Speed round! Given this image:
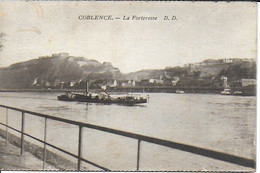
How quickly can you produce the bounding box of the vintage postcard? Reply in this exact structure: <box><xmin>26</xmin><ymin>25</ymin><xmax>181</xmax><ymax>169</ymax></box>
<box><xmin>0</xmin><ymin>1</ymin><xmax>257</xmax><ymax>172</ymax></box>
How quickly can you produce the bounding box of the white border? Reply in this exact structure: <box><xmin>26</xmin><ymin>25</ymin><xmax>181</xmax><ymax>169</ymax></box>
<box><xmin>1</xmin><ymin>2</ymin><xmax>259</xmax><ymax>173</ymax></box>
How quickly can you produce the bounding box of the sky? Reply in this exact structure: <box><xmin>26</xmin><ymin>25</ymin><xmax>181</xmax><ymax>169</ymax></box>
<box><xmin>0</xmin><ymin>1</ymin><xmax>257</xmax><ymax>73</ymax></box>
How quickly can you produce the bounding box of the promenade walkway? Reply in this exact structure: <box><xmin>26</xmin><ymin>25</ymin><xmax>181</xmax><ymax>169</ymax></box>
<box><xmin>0</xmin><ymin>136</ymin><xmax>57</xmax><ymax>170</ymax></box>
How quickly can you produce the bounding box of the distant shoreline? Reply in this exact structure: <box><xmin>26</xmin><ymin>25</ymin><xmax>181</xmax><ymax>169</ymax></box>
<box><xmin>0</xmin><ymin>86</ymin><xmax>256</xmax><ymax>96</ymax></box>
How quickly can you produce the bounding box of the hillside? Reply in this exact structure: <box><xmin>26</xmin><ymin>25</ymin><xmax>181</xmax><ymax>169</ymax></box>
<box><xmin>0</xmin><ymin>55</ymin><xmax>256</xmax><ymax>89</ymax></box>
<box><xmin>0</xmin><ymin>53</ymin><xmax>123</xmax><ymax>89</ymax></box>
<box><xmin>126</xmin><ymin>58</ymin><xmax>256</xmax><ymax>87</ymax></box>
<box><xmin>171</xmin><ymin>59</ymin><xmax>256</xmax><ymax>87</ymax></box>
<box><xmin>124</xmin><ymin>69</ymin><xmax>165</xmax><ymax>81</ymax></box>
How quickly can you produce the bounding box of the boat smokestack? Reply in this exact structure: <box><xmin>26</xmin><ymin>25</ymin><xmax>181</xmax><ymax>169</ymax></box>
<box><xmin>86</xmin><ymin>81</ymin><xmax>89</xmax><ymax>94</ymax></box>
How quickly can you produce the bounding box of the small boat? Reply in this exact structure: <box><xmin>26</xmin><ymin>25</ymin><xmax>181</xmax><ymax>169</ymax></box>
<box><xmin>176</xmin><ymin>90</ymin><xmax>184</xmax><ymax>94</ymax></box>
<box><xmin>233</xmin><ymin>91</ymin><xmax>243</xmax><ymax>95</ymax></box>
<box><xmin>220</xmin><ymin>88</ymin><xmax>231</xmax><ymax>95</ymax></box>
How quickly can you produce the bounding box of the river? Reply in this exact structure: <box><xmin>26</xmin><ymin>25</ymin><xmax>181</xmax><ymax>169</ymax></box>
<box><xmin>0</xmin><ymin>92</ymin><xmax>256</xmax><ymax>171</ymax></box>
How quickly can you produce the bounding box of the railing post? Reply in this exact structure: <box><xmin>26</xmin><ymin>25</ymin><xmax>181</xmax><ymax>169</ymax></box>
<box><xmin>137</xmin><ymin>139</ymin><xmax>141</xmax><ymax>171</ymax></box>
<box><xmin>5</xmin><ymin>108</ymin><xmax>8</xmax><ymax>145</ymax></box>
<box><xmin>20</xmin><ymin>112</ymin><xmax>25</xmax><ymax>156</ymax></box>
<box><xmin>77</xmin><ymin>126</ymin><xmax>83</xmax><ymax>171</ymax></box>
<box><xmin>43</xmin><ymin>117</ymin><xmax>47</xmax><ymax>169</ymax></box>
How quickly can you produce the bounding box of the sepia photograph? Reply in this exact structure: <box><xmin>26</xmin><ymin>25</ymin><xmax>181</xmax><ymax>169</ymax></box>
<box><xmin>0</xmin><ymin>1</ymin><xmax>257</xmax><ymax>172</ymax></box>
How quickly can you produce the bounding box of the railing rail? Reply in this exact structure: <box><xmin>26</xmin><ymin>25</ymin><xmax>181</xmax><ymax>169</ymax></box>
<box><xmin>0</xmin><ymin>104</ymin><xmax>255</xmax><ymax>170</ymax></box>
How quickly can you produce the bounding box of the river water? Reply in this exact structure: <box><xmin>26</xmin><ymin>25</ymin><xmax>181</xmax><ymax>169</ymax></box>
<box><xmin>0</xmin><ymin>92</ymin><xmax>256</xmax><ymax>171</ymax></box>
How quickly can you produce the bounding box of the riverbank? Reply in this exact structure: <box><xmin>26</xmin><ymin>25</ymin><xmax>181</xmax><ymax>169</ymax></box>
<box><xmin>0</xmin><ymin>129</ymin><xmax>80</xmax><ymax>170</ymax></box>
<box><xmin>0</xmin><ymin>86</ymin><xmax>256</xmax><ymax>96</ymax></box>
<box><xmin>0</xmin><ymin>135</ymin><xmax>57</xmax><ymax>170</ymax></box>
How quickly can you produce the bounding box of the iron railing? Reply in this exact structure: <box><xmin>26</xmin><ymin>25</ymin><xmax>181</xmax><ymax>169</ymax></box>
<box><xmin>0</xmin><ymin>104</ymin><xmax>255</xmax><ymax>170</ymax></box>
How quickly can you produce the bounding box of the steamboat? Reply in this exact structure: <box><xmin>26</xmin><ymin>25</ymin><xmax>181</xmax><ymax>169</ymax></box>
<box><xmin>57</xmin><ymin>82</ymin><xmax>148</xmax><ymax>105</ymax></box>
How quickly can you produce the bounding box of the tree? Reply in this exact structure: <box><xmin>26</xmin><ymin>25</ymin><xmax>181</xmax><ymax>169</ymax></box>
<box><xmin>0</xmin><ymin>33</ymin><xmax>6</xmax><ymax>51</ymax></box>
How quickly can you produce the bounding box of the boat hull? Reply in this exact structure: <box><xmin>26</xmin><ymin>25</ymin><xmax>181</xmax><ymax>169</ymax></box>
<box><xmin>57</xmin><ymin>94</ymin><xmax>147</xmax><ymax>105</ymax></box>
